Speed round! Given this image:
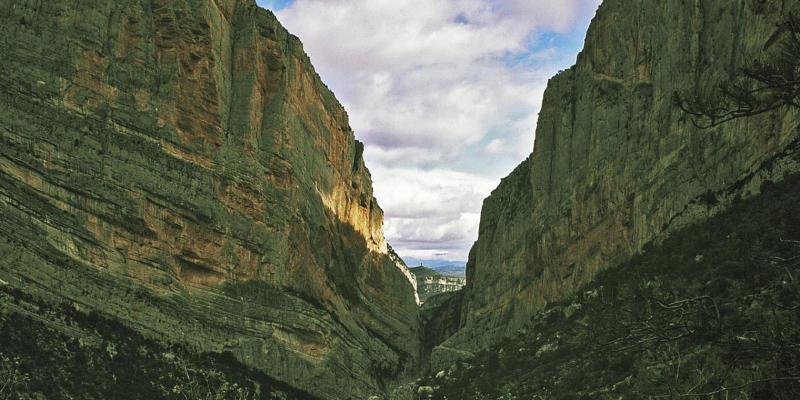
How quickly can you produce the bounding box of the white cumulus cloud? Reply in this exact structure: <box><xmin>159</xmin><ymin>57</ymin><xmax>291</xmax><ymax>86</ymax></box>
<box><xmin>265</xmin><ymin>0</ymin><xmax>601</xmax><ymax>260</ymax></box>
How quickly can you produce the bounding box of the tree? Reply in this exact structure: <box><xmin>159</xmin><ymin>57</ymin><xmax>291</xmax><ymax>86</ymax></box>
<box><xmin>0</xmin><ymin>354</ymin><xmax>30</xmax><ymax>399</ymax></box>
<box><xmin>676</xmin><ymin>13</ymin><xmax>800</xmax><ymax>128</ymax></box>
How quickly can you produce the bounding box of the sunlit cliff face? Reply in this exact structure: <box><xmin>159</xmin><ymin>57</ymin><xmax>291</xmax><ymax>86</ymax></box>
<box><xmin>0</xmin><ymin>1</ymin><xmax>420</xmax><ymax>398</ymax></box>
<box><xmin>264</xmin><ymin>0</ymin><xmax>602</xmax><ymax>261</ymax></box>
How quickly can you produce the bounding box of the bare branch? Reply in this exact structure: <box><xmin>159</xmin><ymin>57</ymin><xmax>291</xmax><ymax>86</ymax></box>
<box><xmin>676</xmin><ymin>14</ymin><xmax>800</xmax><ymax>128</ymax></box>
<box><xmin>677</xmin><ymin>377</ymin><xmax>800</xmax><ymax>397</ymax></box>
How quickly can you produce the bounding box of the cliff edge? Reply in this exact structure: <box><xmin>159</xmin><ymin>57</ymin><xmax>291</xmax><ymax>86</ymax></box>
<box><xmin>0</xmin><ymin>1</ymin><xmax>418</xmax><ymax>398</ymax></box>
<box><xmin>437</xmin><ymin>0</ymin><xmax>800</xmax><ymax>363</ymax></box>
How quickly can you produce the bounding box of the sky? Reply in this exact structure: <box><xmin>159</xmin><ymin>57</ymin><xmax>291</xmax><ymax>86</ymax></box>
<box><xmin>256</xmin><ymin>0</ymin><xmax>602</xmax><ymax>262</ymax></box>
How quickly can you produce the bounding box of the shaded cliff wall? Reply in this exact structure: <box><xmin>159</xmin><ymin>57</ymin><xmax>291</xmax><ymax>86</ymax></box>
<box><xmin>0</xmin><ymin>0</ymin><xmax>418</xmax><ymax>398</ymax></box>
<box><xmin>419</xmin><ymin>290</ymin><xmax>463</xmax><ymax>374</ymax></box>
<box><xmin>389</xmin><ymin>244</ymin><xmax>420</xmax><ymax>305</ymax></box>
<box><xmin>440</xmin><ymin>0</ymin><xmax>800</xmax><ymax>357</ymax></box>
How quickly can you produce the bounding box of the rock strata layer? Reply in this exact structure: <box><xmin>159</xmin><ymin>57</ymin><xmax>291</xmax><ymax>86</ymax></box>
<box><xmin>0</xmin><ymin>1</ymin><xmax>418</xmax><ymax>398</ymax></box>
<box><xmin>409</xmin><ymin>266</ymin><xmax>465</xmax><ymax>303</ymax></box>
<box><xmin>439</xmin><ymin>0</ymin><xmax>800</xmax><ymax>361</ymax></box>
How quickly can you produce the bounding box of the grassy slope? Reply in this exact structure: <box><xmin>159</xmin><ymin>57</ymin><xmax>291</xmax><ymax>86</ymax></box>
<box><xmin>423</xmin><ymin>173</ymin><xmax>800</xmax><ymax>399</ymax></box>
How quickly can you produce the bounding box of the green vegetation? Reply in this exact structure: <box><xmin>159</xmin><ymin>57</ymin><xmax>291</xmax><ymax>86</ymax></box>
<box><xmin>422</xmin><ymin>173</ymin><xmax>800</xmax><ymax>399</ymax></box>
<box><xmin>0</xmin><ymin>285</ymin><xmax>318</xmax><ymax>400</ymax></box>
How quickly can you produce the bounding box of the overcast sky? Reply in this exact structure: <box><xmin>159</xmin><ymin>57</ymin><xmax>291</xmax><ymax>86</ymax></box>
<box><xmin>255</xmin><ymin>0</ymin><xmax>601</xmax><ymax>261</ymax></box>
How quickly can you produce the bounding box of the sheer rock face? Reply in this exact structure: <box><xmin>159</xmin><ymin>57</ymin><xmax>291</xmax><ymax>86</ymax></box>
<box><xmin>439</xmin><ymin>0</ymin><xmax>800</xmax><ymax>357</ymax></box>
<box><xmin>389</xmin><ymin>245</ymin><xmax>420</xmax><ymax>305</ymax></box>
<box><xmin>0</xmin><ymin>1</ymin><xmax>418</xmax><ymax>398</ymax></box>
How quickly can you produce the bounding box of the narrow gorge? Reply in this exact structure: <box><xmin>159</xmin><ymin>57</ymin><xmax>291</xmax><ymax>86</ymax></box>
<box><xmin>1</xmin><ymin>0</ymin><xmax>799</xmax><ymax>399</ymax></box>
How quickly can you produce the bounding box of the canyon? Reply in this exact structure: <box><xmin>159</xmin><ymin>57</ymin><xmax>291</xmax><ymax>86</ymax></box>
<box><xmin>1</xmin><ymin>0</ymin><xmax>799</xmax><ymax>399</ymax></box>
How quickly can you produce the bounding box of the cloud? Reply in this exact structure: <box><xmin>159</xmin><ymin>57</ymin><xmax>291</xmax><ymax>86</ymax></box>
<box><xmin>370</xmin><ymin>167</ymin><xmax>494</xmax><ymax>260</ymax></box>
<box><xmin>266</xmin><ymin>0</ymin><xmax>601</xmax><ymax>261</ymax></box>
<box><xmin>275</xmin><ymin>0</ymin><xmax>590</xmax><ymax>157</ymax></box>
<box><xmin>484</xmin><ymin>139</ymin><xmax>506</xmax><ymax>155</ymax></box>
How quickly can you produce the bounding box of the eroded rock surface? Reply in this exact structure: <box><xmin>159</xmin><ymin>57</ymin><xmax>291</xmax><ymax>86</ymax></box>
<box><xmin>0</xmin><ymin>1</ymin><xmax>418</xmax><ymax>398</ymax></box>
<box><xmin>440</xmin><ymin>0</ymin><xmax>800</xmax><ymax>359</ymax></box>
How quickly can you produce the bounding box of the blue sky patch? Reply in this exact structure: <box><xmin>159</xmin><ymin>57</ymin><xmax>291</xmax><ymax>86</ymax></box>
<box><xmin>256</xmin><ymin>0</ymin><xmax>294</xmax><ymax>11</ymax></box>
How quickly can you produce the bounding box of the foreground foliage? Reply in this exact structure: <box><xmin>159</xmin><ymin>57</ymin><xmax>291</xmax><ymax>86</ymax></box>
<box><xmin>423</xmin><ymin>173</ymin><xmax>800</xmax><ymax>399</ymax></box>
<box><xmin>677</xmin><ymin>13</ymin><xmax>800</xmax><ymax>128</ymax></box>
<box><xmin>0</xmin><ymin>287</ymin><xmax>317</xmax><ymax>400</ymax></box>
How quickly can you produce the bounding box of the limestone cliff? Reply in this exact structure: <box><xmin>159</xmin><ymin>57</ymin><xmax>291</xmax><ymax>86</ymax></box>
<box><xmin>0</xmin><ymin>1</ymin><xmax>418</xmax><ymax>398</ymax></box>
<box><xmin>409</xmin><ymin>266</ymin><xmax>465</xmax><ymax>303</ymax></box>
<box><xmin>389</xmin><ymin>244</ymin><xmax>420</xmax><ymax>305</ymax></box>
<box><xmin>439</xmin><ymin>0</ymin><xmax>800</xmax><ymax>359</ymax></box>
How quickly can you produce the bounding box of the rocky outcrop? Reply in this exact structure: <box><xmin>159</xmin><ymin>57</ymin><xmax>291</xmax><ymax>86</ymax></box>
<box><xmin>410</xmin><ymin>266</ymin><xmax>465</xmax><ymax>303</ymax></box>
<box><xmin>440</xmin><ymin>0</ymin><xmax>800</xmax><ymax>358</ymax></box>
<box><xmin>0</xmin><ymin>1</ymin><xmax>418</xmax><ymax>398</ymax></box>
